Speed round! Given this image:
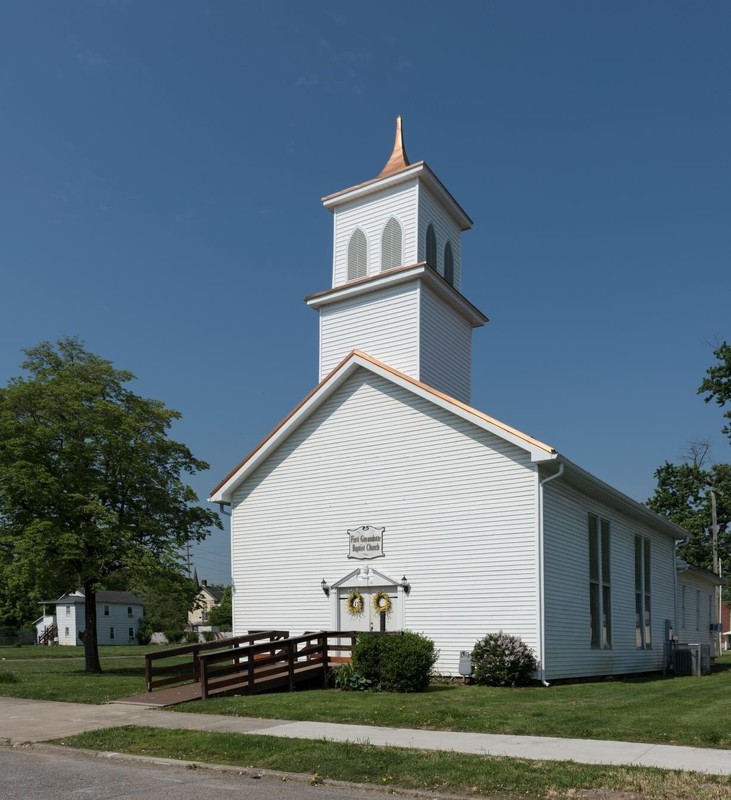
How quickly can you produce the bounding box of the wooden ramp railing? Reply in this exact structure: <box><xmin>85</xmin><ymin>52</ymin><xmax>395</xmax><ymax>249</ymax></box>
<box><xmin>144</xmin><ymin>631</ymin><xmax>289</xmax><ymax>693</ymax></box>
<box><xmin>143</xmin><ymin>630</ymin><xmax>355</xmax><ymax>701</ymax></box>
<box><xmin>199</xmin><ymin>631</ymin><xmax>355</xmax><ymax>699</ymax></box>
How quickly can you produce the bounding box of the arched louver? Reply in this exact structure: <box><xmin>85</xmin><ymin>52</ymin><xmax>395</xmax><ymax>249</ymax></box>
<box><xmin>381</xmin><ymin>217</ymin><xmax>402</xmax><ymax>271</ymax></box>
<box><xmin>426</xmin><ymin>224</ymin><xmax>437</xmax><ymax>270</ymax></box>
<box><xmin>443</xmin><ymin>241</ymin><xmax>454</xmax><ymax>285</ymax></box>
<box><xmin>347</xmin><ymin>228</ymin><xmax>368</xmax><ymax>281</ymax></box>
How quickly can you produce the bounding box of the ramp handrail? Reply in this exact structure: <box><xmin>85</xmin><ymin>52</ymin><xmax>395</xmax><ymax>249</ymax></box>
<box><xmin>199</xmin><ymin>630</ymin><xmax>356</xmax><ymax>699</ymax></box>
<box><xmin>144</xmin><ymin>630</ymin><xmax>289</xmax><ymax>692</ymax></box>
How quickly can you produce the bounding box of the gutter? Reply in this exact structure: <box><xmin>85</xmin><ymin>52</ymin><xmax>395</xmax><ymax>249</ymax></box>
<box><xmin>537</xmin><ymin>463</ymin><xmax>565</xmax><ymax>686</ymax></box>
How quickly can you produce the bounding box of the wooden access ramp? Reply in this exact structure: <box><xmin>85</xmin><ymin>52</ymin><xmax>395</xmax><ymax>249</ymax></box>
<box><xmin>119</xmin><ymin>631</ymin><xmax>355</xmax><ymax>706</ymax></box>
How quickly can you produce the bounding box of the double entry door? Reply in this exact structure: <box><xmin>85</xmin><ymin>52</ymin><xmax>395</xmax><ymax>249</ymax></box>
<box><xmin>338</xmin><ymin>585</ymin><xmax>399</xmax><ymax>632</ymax></box>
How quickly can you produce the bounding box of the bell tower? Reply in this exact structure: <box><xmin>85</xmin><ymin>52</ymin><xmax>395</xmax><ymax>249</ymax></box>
<box><xmin>305</xmin><ymin>118</ymin><xmax>487</xmax><ymax>405</ymax></box>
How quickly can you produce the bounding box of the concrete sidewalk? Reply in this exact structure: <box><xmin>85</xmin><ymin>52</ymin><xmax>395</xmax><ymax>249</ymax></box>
<box><xmin>1</xmin><ymin>696</ymin><xmax>729</xmax><ymax>776</ymax></box>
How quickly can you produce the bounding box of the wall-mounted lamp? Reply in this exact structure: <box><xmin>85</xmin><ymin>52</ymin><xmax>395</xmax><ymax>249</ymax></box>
<box><xmin>321</xmin><ymin>579</ymin><xmax>330</xmax><ymax>597</ymax></box>
<box><xmin>400</xmin><ymin>576</ymin><xmax>411</xmax><ymax>595</ymax></box>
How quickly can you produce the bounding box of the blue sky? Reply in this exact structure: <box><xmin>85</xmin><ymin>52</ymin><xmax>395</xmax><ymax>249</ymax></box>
<box><xmin>1</xmin><ymin>2</ymin><xmax>729</xmax><ymax>586</ymax></box>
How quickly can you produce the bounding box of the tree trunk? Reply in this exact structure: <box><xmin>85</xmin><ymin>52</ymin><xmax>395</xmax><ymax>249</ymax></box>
<box><xmin>83</xmin><ymin>582</ymin><xmax>102</xmax><ymax>674</ymax></box>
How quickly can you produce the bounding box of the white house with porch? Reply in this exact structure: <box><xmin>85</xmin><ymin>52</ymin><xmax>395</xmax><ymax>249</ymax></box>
<box><xmin>36</xmin><ymin>589</ymin><xmax>144</xmax><ymax>646</ymax></box>
<box><xmin>211</xmin><ymin>119</ymin><xmax>718</xmax><ymax>680</ymax></box>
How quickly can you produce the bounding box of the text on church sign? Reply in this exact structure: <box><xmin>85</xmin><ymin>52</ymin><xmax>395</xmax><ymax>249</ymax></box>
<box><xmin>347</xmin><ymin>526</ymin><xmax>385</xmax><ymax>560</ymax></box>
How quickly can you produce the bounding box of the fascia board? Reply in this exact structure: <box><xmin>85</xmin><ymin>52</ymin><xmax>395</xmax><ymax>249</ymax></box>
<box><xmin>359</xmin><ymin>356</ymin><xmax>556</xmax><ymax>462</ymax></box>
<box><xmin>209</xmin><ymin>358</ymin><xmax>361</xmax><ymax>503</ymax></box>
<box><xmin>210</xmin><ymin>350</ymin><xmax>555</xmax><ymax>503</ymax></box>
<box><xmin>559</xmin><ymin>457</ymin><xmax>691</xmax><ymax>541</ymax></box>
<box><xmin>322</xmin><ymin>164</ymin><xmax>425</xmax><ymax>209</ymax></box>
<box><xmin>306</xmin><ymin>264</ymin><xmax>488</xmax><ymax>328</ymax></box>
<box><xmin>322</xmin><ymin>163</ymin><xmax>472</xmax><ymax>231</ymax></box>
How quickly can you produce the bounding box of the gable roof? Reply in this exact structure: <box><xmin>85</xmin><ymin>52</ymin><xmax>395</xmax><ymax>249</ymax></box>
<box><xmin>209</xmin><ymin>350</ymin><xmax>557</xmax><ymax>504</ymax></box>
<box><xmin>52</xmin><ymin>589</ymin><xmax>144</xmax><ymax>606</ymax></box>
<box><xmin>210</xmin><ymin>350</ymin><xmax>692</xmax><ymax>543</ymax></box>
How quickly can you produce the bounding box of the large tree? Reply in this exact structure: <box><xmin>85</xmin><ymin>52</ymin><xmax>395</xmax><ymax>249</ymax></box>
<box><xmin>648</xmin><ymin>342</ymin><xmax>731</xmax><ymax>587</ymax></box>
<box><xmin>0</xmin><ymin>338</ymin><xmax>221</xmax><ymax>672</ymax></box>
<box><xmin>699</xmin><ymin>341</ymin><xmax>731</xmax><ymax>442</ymax></box>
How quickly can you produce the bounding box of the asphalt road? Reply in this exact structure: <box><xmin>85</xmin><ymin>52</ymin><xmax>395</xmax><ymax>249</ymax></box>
<box><xmin>0</xmin><ymin>746</ymin><xmax>410</xmax><ymax>800</ymax></box>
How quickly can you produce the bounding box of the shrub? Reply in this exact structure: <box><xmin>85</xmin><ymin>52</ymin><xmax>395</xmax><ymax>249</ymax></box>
<box><xmin>201</xmin><ymin>631</ymin><xmax>216</xmax><ymax>642</ymax></box>
<box><xmin>352</xmin><ymin>631</ymin><xmax>438</xmax><ymax>692</ymax></box>
<box><xmin>183</xmin><ymin>631</ymin><xmax>199</xmax><ymax>644</ymax></box>
<box><xmin>332</xmin><ymin>663</ymin><xmax>373</xmax><ymax>691</ymax></box>
<box><xmin>471</xmin><ymin>631</ymin><xmax>539</xmax><ymax>687</ymax></box>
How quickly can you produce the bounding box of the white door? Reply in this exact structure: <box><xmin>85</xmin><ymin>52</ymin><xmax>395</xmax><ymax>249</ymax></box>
<box><xmin>338</xmin><ymin>585</ymin><xmax>399</xmax><ymax>632</ymax></box>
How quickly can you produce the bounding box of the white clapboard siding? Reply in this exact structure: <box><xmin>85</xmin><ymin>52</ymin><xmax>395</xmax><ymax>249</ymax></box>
<box><xmin>542</xmin><ymin>480</ymin><xmax>676</xmax><ymax>679</ymax></box>
<box><xmin>319</xmin><ymin>281</ymin><xmax>420</xmax><ymax>380</ymax></box>
<box><xmin>332</xmin><ymin>181</ymin><xmax>418</xmax><ymax>286</ymax></box>
<box><xmin>230</xmin><ymin>369</ymin><xmax>539</xmax><ymax>674</ymax></box>
<box><xmin>417</xmin><ymin>184</ymin><xmax>462</xmax><ymax>291</ymax></box>
<box><xmin>676</xmin><ymin>571</ymin><xmax>717</xmax><ymax>649</ymax></box>
<box><xmin>419</xmin><ymin>283</ymin><xmax>472</xmax><ymax>403</ymax></box>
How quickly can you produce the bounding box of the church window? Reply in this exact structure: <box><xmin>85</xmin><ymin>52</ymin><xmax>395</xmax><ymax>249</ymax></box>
<box><xmin>589</xmin><ymin>513</ymin><xmax>611</xmax><ymax>649</ymax></box>
<box><xmin>634</xmin><ymin>536</ymin><xmax>651</xmax><ymax>649</ymax></box>
<box><xmin>444</xmin><ymin>241</ymin><xmax>454</xmax><ymax>285</ymax></box>
<box><xmin>425</xmin><ymin>223</ymin><xmax>437</xmax><ymax>269</ymax></box>
<box><xmin>347</xmin><ymin>228</ymin><xmax>368</xmax><ymax>281</ymax></box>
<box><xmin>381</xmin><ymin>217</ymin><xmax>402</xmax><ymax>271</ymax></box>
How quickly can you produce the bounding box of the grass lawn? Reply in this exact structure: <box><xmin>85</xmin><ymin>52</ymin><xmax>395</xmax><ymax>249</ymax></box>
<box><xmin>181</xmin><ymin>653</ymin><xmax>731</xmax><ymax>750</ymax></box>
<box><xmin>2</xmin><ymin>645</ymin><xmax>730</xmax><ymax>750</ymax></box>
<box><xmin>0</xmin><ymin>644</ymin><xmax>174</xmax><ymax>704</ymax></box>
<box><xmin>57</xmin><ymin>726</ymin><xmax>731</xmax><ymax>800</ymax></box>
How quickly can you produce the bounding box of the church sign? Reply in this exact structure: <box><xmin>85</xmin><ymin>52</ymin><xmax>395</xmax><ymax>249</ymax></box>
<box><xmin>347</xmin><ymin>526</ymin><xmax>385</xmax><ymax>560</ymax></box>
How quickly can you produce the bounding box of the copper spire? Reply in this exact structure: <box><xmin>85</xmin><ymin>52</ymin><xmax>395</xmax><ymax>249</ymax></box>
<box><xmin>377</xmin><ymin>116</ymin><xmax>410</xmax><ymax>178</ymax></box>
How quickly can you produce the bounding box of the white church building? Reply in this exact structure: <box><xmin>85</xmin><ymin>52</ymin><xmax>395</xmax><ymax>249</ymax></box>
<box><xmin>211</xmin><ymin>120</ymin><xmax>718</xmax><ymax>681</ymax></box>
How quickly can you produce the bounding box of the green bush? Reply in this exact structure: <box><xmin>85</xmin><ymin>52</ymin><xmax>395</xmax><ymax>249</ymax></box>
<box><xmin>183</xmin><ymin>631</ymin><xmax>199</xmax><ymax>644</ymax></box>
<box><xmin>201</xmin><ymin>631</ymin><xmax>216</xmax><ymax>642</ymax></box>
<box><xmin>470</xmin><ymin>631</ymin><xmax>538</xmax><ymax>687</ymax></box>
<box><xmin>352</xmin><ymin>631</ymin><xmax>438</xmax><ymax>692</ymax></box>
<box><xmin>332</xmin><ymin>663</ymin><xmax>373</xmax><ymax>691</ymax></box>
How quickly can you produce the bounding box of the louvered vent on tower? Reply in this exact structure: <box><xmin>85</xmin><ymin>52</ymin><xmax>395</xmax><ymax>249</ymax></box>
<box><xmin>381</xmin><ymin>217</ymin><xmax>402</xmax><ymax>271</ymax></box>
<box><xmin>347</xmin><ymin>228</ymin><xmax>368</xmax><ymax>280</ymax></box>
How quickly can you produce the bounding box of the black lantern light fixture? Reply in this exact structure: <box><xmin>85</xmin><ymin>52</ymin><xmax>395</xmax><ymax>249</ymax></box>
<box><xmin>321</xmin><ymin>579</ymin><xmax>330</xmax><ymax>597</ymax></box>
<box><xmin>400</xmin><ymin>576</ymin><xmax>411</xmax><ymax>595</ymax></box>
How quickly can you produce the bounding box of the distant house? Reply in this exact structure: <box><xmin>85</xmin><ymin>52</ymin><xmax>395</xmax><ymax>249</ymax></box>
<box><xmin>188</xmin><ymin>580</ymin><xmax>225</xmax><ymax>628</ymax></box>
<box><xmin>675</xmin><ymin>562</ymin><xmax>724</xmax><ymax>651</ymax></box>
<box><xmin>36</xmin><ymin>589</ymin><xmax>144</xmax><ymax>646</ymax></box>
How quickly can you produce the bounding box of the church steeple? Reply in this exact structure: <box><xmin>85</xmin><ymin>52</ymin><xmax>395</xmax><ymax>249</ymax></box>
<box><xmin>307</xmin><ymin>119</ymin><xmax>487</xmax><ymax>404</ymax></box>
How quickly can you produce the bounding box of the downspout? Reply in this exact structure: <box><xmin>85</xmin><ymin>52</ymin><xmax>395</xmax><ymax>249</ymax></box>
<box><xmin>538</xmin><ymin>462</ymin><xmax>564</xmax><ymax>687</ymax></box>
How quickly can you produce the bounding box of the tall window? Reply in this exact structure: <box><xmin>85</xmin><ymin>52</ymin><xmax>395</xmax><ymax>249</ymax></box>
<box><xmin>696</xmin><ymin>589</ymin><xmax>701</xmax><ymax>630</ymax></box>
<box><xmin>104</xmin><ymin>605</ymin><xmax>110</xmax><ymax>616</ymax></box>
<box><xmin>381</xmin><ymin>217</ymin><xmax>402</xmax><ymax>271</ymax></box>
<box><xmin>347</xmin><ymin>228</ymin><xmax>367</xmax><ymax>281</ymax></box>
<box><xmin>109</xmin><ymin>627</ymin><xmax>115</xmax><ymax>640</ymax></box>
<box><xmin>635</xmin><ymin>536</ymin><xmax>651</xmax><ymax>649</ymax></box>
<box><xmin>589</xmin><ymin>513</ymin><xmax>611</xmax><ymax>649</ymax></box>
<box><xmin>681</xmin><ymin>586</ymin><xmax>686</xmax><ymax>629</ymax></box>
<box><xmin>443</xmin><ymin>241</ymin><xmax>454</xmax><ymax>285</ymax></box>
<box><xmin>127</xmin><ymin>606</ymin><xmax>133</xmax><ymax>618</ymax></box>
<box><xmin>425</xmin><ymin>223</ymin><xmax>437</xmax><ymax>269</ymax></box>
<box><xmin>128</xmin><ymin>627</ymin><xmax>134</xmax><ymax>640</ymax></box>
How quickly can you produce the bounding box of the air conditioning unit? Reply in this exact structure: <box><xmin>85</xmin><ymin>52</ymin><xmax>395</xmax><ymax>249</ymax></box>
<box><xmin>673</xmin><ymin>645</ymin><xmax>694</xmax><ymax>676</ymax></box>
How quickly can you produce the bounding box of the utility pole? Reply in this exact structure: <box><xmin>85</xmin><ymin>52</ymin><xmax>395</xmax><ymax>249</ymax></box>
<box><xmin>709</xmin><ymin>486</ymin><xmax>721</xmax><ymax>656</ymax></box>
